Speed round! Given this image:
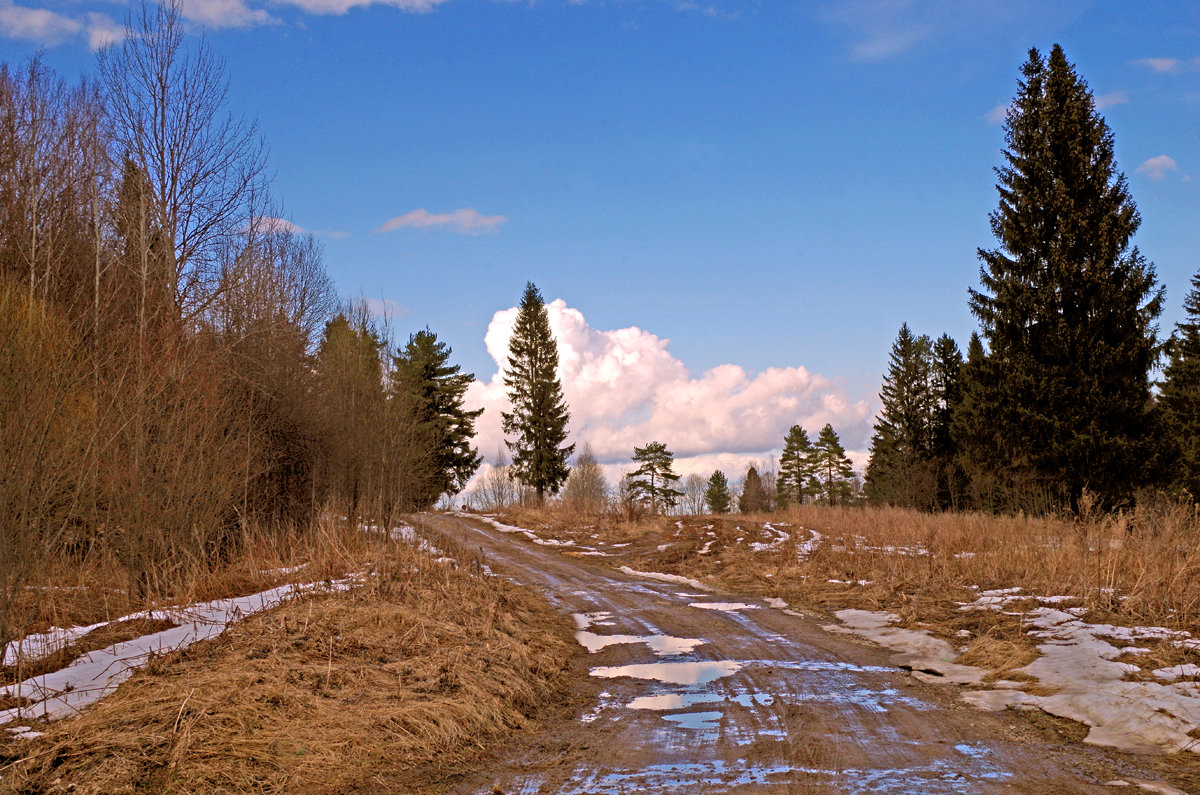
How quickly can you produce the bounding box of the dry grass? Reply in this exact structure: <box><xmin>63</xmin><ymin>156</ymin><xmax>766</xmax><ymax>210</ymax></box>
<box><xmin>0</xmin><ymin>520</ymin><xmax>581</xmax><ymax>794</ymax></box>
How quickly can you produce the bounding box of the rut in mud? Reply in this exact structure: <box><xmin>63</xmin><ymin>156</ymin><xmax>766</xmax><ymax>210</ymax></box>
<box><xmin>420</xmin><ymin>514</ymin><xmax>1187</xmax><ymax>795</ymax></box>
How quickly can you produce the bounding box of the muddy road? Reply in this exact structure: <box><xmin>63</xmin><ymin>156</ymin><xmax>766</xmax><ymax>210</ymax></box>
<box><xmin>421</xmin><ymin>514</ymin><xmax>1175</xmax><ymax>794</ymax></box>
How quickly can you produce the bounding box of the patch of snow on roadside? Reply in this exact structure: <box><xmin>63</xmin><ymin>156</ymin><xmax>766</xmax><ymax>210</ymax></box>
<box><xmin>763</xmin><ymin>597</ymin><xmax>787</xmax><ymax>609</ymax></box>
<box><xmin>961</xmin><ymin>607</ymin><xmax>1200</xmax><ymax>755</ymax></box>
<box><xmin>749</xmin><ymin>523</ymin><xmax>790</xmax><ymax>553</ymax></box>
<box><xmin>0</xmin><ymin>578</ymin><xmax>359</xmax><ymax>726</ymax></box>
<box><xmin>616</xmin><ymin>566</ymin><xmax>712</xmax><ymax>592</ymax></box>
<box><xmin>688</xmin><ymin>602</ymin><xmax>759</xmax><ymax>613</ymax></box>
<box><xmin>824</xmin><ymin>609</ymin><xmax>986</xmax><ymax>686</ymax></box>
<box><xmin>795</xmin><ymin>528</ymin><xmax>823</xmax><ymax>560</ymax></box>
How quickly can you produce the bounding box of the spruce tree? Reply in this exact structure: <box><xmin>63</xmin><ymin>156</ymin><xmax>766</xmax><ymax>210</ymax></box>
<box><xmin>737</xmin><ymin>465</ymin><xmax>768</xmax><ymax>513</ymax></box>
<box><xmin>812</xmin><ymin>424</ymin><xmax>854</xmax><ymax>506</ymax></box>
<box><xmin>629</xmin><ymin>441</ymin><xmax>682</xmax><ymax>514</ymax></box>
<box><xmin>704</xmin><ymin>470</ymin><xmax>732</xmax><ymax>514</ymax></box>
<box><xmin>969</xmin><ymin>45</ymin><xmax>1163</xmax><ymax>508</ymax></box>
<box><xmin>501</xmin><ymin>282</ymin><xmax>574</xmax><ymax>503</ymax></box>
<box><xmin>930</xmin><ymin>334</ymin><xmax>964</xmax><ymax>508</ymax></box>
<box><xmin>391</xmin><ymin>328</ymin><xmax>483</xmax><ymax>506</ymax></box>
<box><xmin>777</xmin><ymin>425</ymin><xmax>817</xmax><ymax>508</ymax></box>
<box><xmin>1160</xmin><ymin>270</ymin><xmax>1200</xmax><ymax>497</ymax></box>
<box><xmin>865</xmin><ymin>324</ymin><xmax>935</xmax><ymax>508</ymax></box>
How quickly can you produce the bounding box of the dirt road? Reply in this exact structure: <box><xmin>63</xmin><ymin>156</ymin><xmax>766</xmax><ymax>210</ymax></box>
<box><xmin>421</xmin><ymin>514</ymin><xmax>1177</xmax><ymax>794</ymax></box>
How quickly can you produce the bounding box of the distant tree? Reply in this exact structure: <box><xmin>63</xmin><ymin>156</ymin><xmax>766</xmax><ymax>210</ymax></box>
<box><xmin>704</xmin><ymin>470</ymin><xmax>732</xmax><ymax>514</ymax></box>
<box><xmin>616</xmin><ymin>472</ymin><xmax>641</xmax><ymax>518</ymax></box>
<box><xmin>562</xmin><ymin>443</ymin><xmax>608</xmax><ymax>513</ymax></box>
<box><xmin>737</xmin><ymin>465</ymin><xmax>769</xmax><ymax>513</ymax></box>
<box><xmin>501</xmin><ymin>282</ymin><xmax>574</xmax><ymax>504</ymax></box>
<box><xmin>968</xmin><ymin>44</ymin><xmax>1163</xmax><ymax>509</ymax></box>
<box><xmin>930</xmin><ymin>334</ymin><xmax>965</xmax><ymax>508</ymax></box>
<box><xmin>777</xmin><ymin>425</ymin><xmax>818</xmax><ymax>508</ymax></box>
<box><xmin>682</xmin><ymin>473</ymin><xmax>707</xmax><ymax>514</ymax></box>
<box><xmin>952</xmin><ymin>332</ymin><xmax>1003</xmax><ymax>511</ymax></box>
<box><xmin>865</xmin><ymin>324</ymin><xmax>935</xmax><ymax>509</ymax></box>
<box><xmin>629</xmin><ymin>441</ymin><xmax>682</xmax><ymax>514</ymax></box>
<box><xmin>474</xmin><ymin>447</ymin><xmax>519</xmax><ymax>511</ymax></box>
<box><xmin>1160</xmin><ymin>270</ymin><xmax>1200</xmax><ymax>498</ymax></box>
<box><xmin>812</xmin><ymin>424</ymin><xmax>855</xmax><ymax>506</ymax></box>
<box><xmin>391</xmin><ymin>328</ymin><xmax>483</xmax><ymax>507</ymax></box>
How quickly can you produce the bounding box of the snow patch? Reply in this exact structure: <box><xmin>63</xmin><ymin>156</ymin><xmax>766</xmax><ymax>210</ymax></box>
<box><xmin>616</xmin><ymin>566</ymin><xmax>712</xmax><ymax>592</ymax></box>
<box><xmin>825</xmin><ymin>609</ymin><xmax>986</xmax><ymax>686</ymax></box>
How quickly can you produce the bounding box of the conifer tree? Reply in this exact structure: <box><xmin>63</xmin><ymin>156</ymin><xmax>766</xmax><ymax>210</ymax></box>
<box><xmin>501</xmin><ymin>282</ymin><xmax>574</xmax><ymax>503</ymax></box>
<box><xmin>777</xmin><ymin>425</ymin><xmax>817</xmax><ymax>508</ymax></box>
<box><xmin>629</xmin><ymin>441</ymin><xmax>682</xmax><ymax>514</ymax></box>
<box><xmin>865</xmin><ymin>324</ymin><xmax>935</xmax><ymax>508</ymax></box>
<box><xmin>391</xmin><ymin>328</ymin><xmax>483</xmax><ymax>506</ymax></box>
<box><xmin>737</xmin><ymin>465</ymin><xmax>768</xmax><ymax>513</ymax></box>
<box><xmin>812</xmin><ymin>424</ymin><xmax>854</xmax><ymax>506</ymax></box>
<box><xmin>1160</xmin><ymin>270</ymin><xmax>1200</xmax><ymax>497</ymax></box>
<box><xmin>930</xmin><ymin>334</ymin><xmax>965</xmax><ymax>508</ymax></box>
<box><xmin>704</xmin><ymin>470</ymin><xmax>732</xmax><ymax>514</ymax></box>
<box><xmin>969</xmin><ymin>45</ymin><xmax>1163</xmax><ymax>508</ymax></box>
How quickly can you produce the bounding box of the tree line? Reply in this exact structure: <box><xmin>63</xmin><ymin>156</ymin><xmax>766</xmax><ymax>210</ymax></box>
<box><xmin>866</xmin><ymin>45</ymin><xmax>1196</xmax><ymax>513</ymax></box>
<box><xmin>0</xmin><ymin>1</ymin><xmax>480</xmax><ymax>641</ymax></box>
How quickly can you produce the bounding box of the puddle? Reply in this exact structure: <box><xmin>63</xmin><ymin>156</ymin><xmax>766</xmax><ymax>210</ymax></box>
<box><xmin>575</xmin><ymin>630</ymin><xmax>704</xmax><ymax>656</ymax></box>
<box><xmin>590</xmin><ymin>660</ymin><xmax>742</xmax><ymax>685</ymax></box>
<box><xmin>628</xmin><ymin>691</ymin><xmax>774</xmax><ymax>711</ymax></box>
<box><xmin>688</xmin><ymin>602</ymin><xmax>759</xmax><ymax>612</ymax></box>
<box><xmin>660</xmin><ymin>710</ymin><xmax>721</xmax><ymax>729</ymax></box>
<box><xmin>572</xmin><ymin>612</ymin><xmax>616</xmax><ymax>630</ymax></box>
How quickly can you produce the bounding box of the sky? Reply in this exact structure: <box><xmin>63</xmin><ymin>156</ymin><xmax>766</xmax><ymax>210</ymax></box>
<box><xmin>2</xmin><ymin>0</ymin><xmax>1198</xmax><ymax>483</ymax></box>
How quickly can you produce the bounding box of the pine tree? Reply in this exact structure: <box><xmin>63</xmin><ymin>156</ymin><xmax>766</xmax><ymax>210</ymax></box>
<box><xmin>629</xmin><ymin>441</ymin><xmax>682</xmax><ymax>514</ymax></box>
<box><xmin>930</xmin><ymin>334</ymin><xmax>965</xmax><ymax>509</ymax></box>
<box><xmin>865</xmin><ymin>324</ymin><xmax>935</xmax><ymax>508</ymax></box>
<box><xmin>391</xmin><ymin>328</ymin><xmax>483</xmax><ymax>507</ymax></box>
<box><xmin>737</xmin><ymin>465</ymin><xmax>768</xmax><ymax>513</ymax></box>
<box><xmin>812</xmin><ymin>424</ymin><xmax>854</xmax><ymax>506</ymax></box>
<box><xmin>704</xmin><ymin>470</ymin><xmax>732</xmax><ymax>514</ymax></box>
<box><xmin>777</xmin><ymin>425</ymin><xmax>817</xmax><ymax>508</ymax></box>
<box><xmin>501</xmin><ymin>282</ymin><xmax>574</xmax><ymax>503</ymax></box>
<box><xmin>968</xmin><ymin>45</ymin><xmax>1163</xmax><ymax>508</ymax></box>
<box><xmin>1160</xmin><ymin>270</ymin><xmax>1200</xmax><ymax>497</ymax></box>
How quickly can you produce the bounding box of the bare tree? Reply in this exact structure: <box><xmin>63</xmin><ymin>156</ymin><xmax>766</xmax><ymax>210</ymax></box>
<box><xmin>562</xmin><ymin>443</ymin><xmax>608</xmax><ymax>514</ymax></box>
<box><xmin>98</xmin><ymin>0</ymin><xmax>266</xmax><ymax>323</ymax></box>
<box><xmin>682</xmin><ymin>473</ymin><xmax>706</xmax><ymax>515</ymax></box>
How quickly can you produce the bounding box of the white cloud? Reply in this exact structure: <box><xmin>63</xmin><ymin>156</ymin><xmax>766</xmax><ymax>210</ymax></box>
<box><xmin>179</xmin><ymin>0</ymin><xmax>276</xmax><ymax>28</ymax></box>
<box><xmin>1136</xmin><ymin>57</ymin><xmax>1183</xmax><ymax>74</ymax></box>
<box><xmin>464</xmin><ymin>298</ymin><xmax>876</xmax><ymax>490</ymax></box>
<box><xmin>374</xmin><ymin>207</ymin><xmax>507</xmax><ymax>235</ymax></box>
<box><xmin>85</xmin><ymin>13</ymin><xmax>123</xmax><ymax>50</ymax></box>
<box><xmin>274</xmin><ymin>0</ymin><xmax>449</xmax><ymax>15</ymax></box>
<box><xmin>985</xmin><ymin>103</ymin><xmax>1009</xmax><ymax>125</ymax></box>
<box><xmin>1136</xmin><ymin>154</ymin><xmax>1178</xmax><ymax>180</ymax></box>
<box><xmin>0</xmin><ymin>0</ymin><xmax>81</xmax><ymax>45</ymax></box>
<box><xmin>1094</xmin><ymin>91</ymin><xmax>1128</xmax><ymax>110</ymax></box>
<box><xmin>251</xmin><ymin>216</ymin><xmax>307</xmax><ymax>234</ymax></box>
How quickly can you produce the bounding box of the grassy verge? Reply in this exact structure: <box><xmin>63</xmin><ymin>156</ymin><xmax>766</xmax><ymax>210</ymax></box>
<box><xmin>0</xmin><ymin>521</ymin><xmax>582</xmax><ymax>794</ymax></box>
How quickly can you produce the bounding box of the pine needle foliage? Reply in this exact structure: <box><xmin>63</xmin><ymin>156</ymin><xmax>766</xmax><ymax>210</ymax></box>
<box><xmin>737</xmin><ymin>465</ymin><xmax>768</xmax><ymax>514</ymax></box>
<box><xmin>812</xmin><ymin>424</ymin><xmax>854</xmax><ymax>506</ymax></box>
<box><xmin>1160</xmin><ymin>270</ymin><xmax>1200</xmax><ymax>498</ymax></box>
<box><xmin>777</xmin><ymin>425</ymin><xmax>818</xmax><ymax>508</ymax></box>
<box><xmin>629</xmin><ymin>441</ymin><xmax>682</xmax><ymax>514</ymax></box>
<box><xmin>501</xmin><ymin>282</ymin><xmax>574</xmax><ymax>503</ymax></box>
<box><xmin>968</xmin><ymin>45</ymin><xmax>1163</xmax><ymax>508</ymax></box>
<box><xmin>704</xmin><ymin>470</ymin><xmax>732</xmax><ymax>514</ymax></box>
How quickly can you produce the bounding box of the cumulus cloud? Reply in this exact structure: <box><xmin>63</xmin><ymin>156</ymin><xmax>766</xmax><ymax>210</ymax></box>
<box><xmin>1136</xmin><ymin>154</ymin><xmax>1178</xmax><ymax>180</ymax></box>
<box><xmin>0</xmin><ymin>0</ymin><xmax>81</xmax><ymax>44</ymax></box>
<box><xmin>464</xmin><ymin>299</ymin><xmax>876</xmax><ymax>489</ymax></box>
<box><xmin>178</xmin><ymin>0</ymin><xmax>276</xmax><ymax>28</ymax></box>
<box><xmin>374</xmin><ymin>207</ymin><xmax>507</xmax><ymax>235</ymax></box>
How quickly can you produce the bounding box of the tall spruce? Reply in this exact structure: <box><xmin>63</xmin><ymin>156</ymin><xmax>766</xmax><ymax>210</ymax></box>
<box><xmin>737</xmin><ymin>465</ymin><xmax>768</xmax><ymax>513</ymax></box>
<box><xmin>865</xmin><ymin>324</ymin><xmax>935</xmax><ymax>509</ymax></box>
<box><xmin>930</xmin><ymin>334</ymin><xmax>965</xmax><ymax>509</ymax></box>
<box><xmin>629</xmin><ymin>441</ymin><xmax>682</xmax><ymax>514</ymax></box>
<box><xmin>1160</xmin><ymin>270</ymin><xmax>1200</xmax><ymax>497</ymax></box>
<box><xmin>391</xmin><ymin>328</ymin><xmax>483</xmax><ymax>507</ymax></box>
<box><xmin>501</xmin><ymin>282</ymin><xmax>574</xmax><ymax>503</ymax></box>
<box><xmin>777</xmin><ymin>425</ymin><xmax>817</xmax><ymax>508</ymax></box>
<box><xmin>968</xmin><ymin>45</ymin><xmax>1162</xmax><ymax>508</ymax></box>
<box><xmin>813</xmin><ymin>424</ymin><xmax>854</xmax><ymax>506</ymax></box>
<box><xmin>704</xmin><ymin>470</ymin><xmax>732</xmax><ymax>514</ymax></box>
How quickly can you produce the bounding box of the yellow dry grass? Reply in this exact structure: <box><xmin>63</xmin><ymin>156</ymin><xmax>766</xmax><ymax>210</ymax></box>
<box><xmin>0</xmin><ymin>522</ymin><xmax>581</xmax><ymax>794</ymax></box>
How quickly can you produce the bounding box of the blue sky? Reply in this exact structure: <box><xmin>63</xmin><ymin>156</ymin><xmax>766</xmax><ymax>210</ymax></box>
<box><xmin>3</xmin><ymin>0</ymin><xmax>1198</xmax><ymax>474</ymax></box>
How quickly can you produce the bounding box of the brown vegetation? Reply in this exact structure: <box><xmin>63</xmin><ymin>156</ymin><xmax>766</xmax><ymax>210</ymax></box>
<box><xmin>0</xmin><ymin>522</ymin><xmax>580</xmax><ymax>794</ymax></box>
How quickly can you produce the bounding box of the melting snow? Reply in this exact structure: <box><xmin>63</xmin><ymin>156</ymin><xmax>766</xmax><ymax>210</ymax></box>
<box><xmin>616</xmin><ymin>566</ymin><xmax>712</xmax><ymax>592</ymax></box>
<box><xmin>688</xmin><ymin>602</ymin><xmax>759</xmax><ymax>612</ymax></box>
<box><xmin>825</xmin><ymin>609</ymin><xmax>986</xmax><ymax>686</ymax></box>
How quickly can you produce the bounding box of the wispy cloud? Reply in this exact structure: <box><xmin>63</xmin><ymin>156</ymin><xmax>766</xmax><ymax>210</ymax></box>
<box><xmin>0</xmin><ymin>0</ymin><xmax>81</xmax><ymax>45</ymax></box>
<box><xmin>374</xmin><ymin>207</ymin><xmax>507</xmax><ymax>235</ymax></box>
<box><xmin>1136</xmin><ymin>57</ymin><xmax>1186</xmax><ymax>74</ymax></box>
<box><xmin>178</xmin><ymin>0</ymin><xmax>277</xmax><ymax>28</ymax></box>
<box><xmin>1094</xmin><ymin>91</ymin><xmax>1128</xmax><ymax>110</ymax></box>
<box><xmin>363</xmin><ymin>297</ymin><xmax>406</xmax><ymax>319</ymax></box>
<box><xmin>1136</xmin><ymin>154</ymin><xmax>1178</xmax><ymax>180</ymax></box>
<box><xmin>251</xmin><ymin>216</ymin><xmax>307</xmax><ymax>235</ymax></box>
<box><xmin>273</xmin><ymin>0</ymin><xmax>449</xmax><ymax>15</ymax></box>
<box><xmin>985</xmin><ymin>102</ymin><xmax>1009</xmax><ymax>125</ymax></box>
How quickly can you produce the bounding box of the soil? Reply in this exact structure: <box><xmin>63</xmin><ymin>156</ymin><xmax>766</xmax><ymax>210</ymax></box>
<box><xmin>421</xmin><ymin>513</ymin><xmax>1195</xmax><ymax>795</ymax></box>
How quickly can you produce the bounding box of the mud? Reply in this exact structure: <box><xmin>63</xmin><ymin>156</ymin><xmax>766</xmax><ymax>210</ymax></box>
<box><xmin>422</xmin><ymin>513</ymin><xmax>1187</xmax><ymax>794</ymax></box>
